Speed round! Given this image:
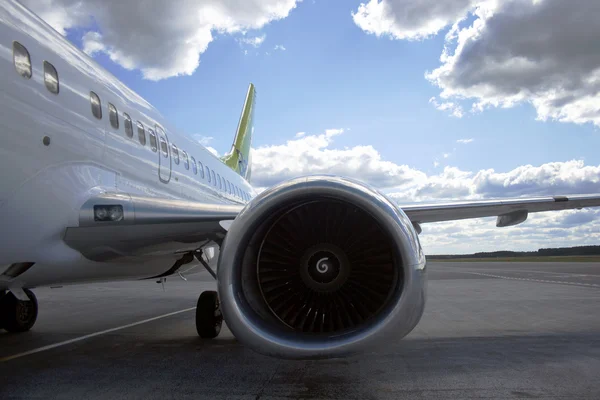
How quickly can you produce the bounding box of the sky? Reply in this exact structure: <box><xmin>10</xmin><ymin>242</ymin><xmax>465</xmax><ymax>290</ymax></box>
<box><xmin>22</xmin><ymin>0</ymin><xmax>600</xmax><ymax>254</ymax></box>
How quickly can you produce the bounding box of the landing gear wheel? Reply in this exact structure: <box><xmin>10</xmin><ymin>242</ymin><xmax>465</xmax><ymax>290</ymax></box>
<box><xmin>196</xmin><ymin>291</ymin><xmax>222</xmax><ymax>339</ymax></box>
<box><xmin>0</xmin><ymin>289</ymin><xmax>38</xmax><ymax>333</ymax></box>
<box><xmin>0</xmin><ymin>290</ymin><xmax>5</xmax><ymax>330</ymax></box>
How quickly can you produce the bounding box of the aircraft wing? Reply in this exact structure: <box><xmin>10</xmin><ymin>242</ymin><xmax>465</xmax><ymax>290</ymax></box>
<box><xmin>401</xmin><ymin>194</ymin><xmax>600</xmax><ymax>230</ymax></box>
<box><xmin>64</xmin><ymin>192</ymin><xmax>600</xmax><ymax>261</ymax></box>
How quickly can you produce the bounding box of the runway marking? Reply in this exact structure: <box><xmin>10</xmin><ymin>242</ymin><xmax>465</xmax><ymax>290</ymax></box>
<box><xmin>0</xmin><ymin>307</ymin><xmax>196</xmax><ymax>363</ymax></box>
<box><xmin>463</xmin><ymin>272</ymin><xmax>600</xmax><ymax>288</ymax></box>
<box><xmin>462</xmin><ymin>268</ymin><xmax>598</xmax><ymax>277</ymax></box>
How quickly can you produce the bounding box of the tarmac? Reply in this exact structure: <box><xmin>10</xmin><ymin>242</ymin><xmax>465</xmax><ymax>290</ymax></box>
<box><xmin>1</xmin><ymin>261</ymin><xmax>599</xmax><ymax>399</ymax></box>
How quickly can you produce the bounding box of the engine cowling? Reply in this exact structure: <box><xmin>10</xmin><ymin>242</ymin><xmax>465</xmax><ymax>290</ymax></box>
<box><xmin>217</xmin><ymin>176</ymin><xmax>427</xmax><ymax>359</ymax></box>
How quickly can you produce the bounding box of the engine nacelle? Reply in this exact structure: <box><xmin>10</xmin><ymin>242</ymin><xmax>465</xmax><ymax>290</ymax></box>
<box><xmin>217</xmin><ymin>176</ymin><xmax>427</xmax><ymax>359</ymax></box>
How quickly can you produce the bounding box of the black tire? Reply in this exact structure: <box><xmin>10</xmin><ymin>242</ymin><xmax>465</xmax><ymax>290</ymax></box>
<box><xmin>196</xmin><ymin>291</ymin><xmax>222</xmax><ymax>339</ymax></box>
<box><xmin>0</xmin><ymin>290</ymin><xmax>6</xmax><ymax>330</ymax></box>
<box><xmin>0</xmin><ymin>289</ymin><xmax>38</xmax><ymax>333</ymax></box>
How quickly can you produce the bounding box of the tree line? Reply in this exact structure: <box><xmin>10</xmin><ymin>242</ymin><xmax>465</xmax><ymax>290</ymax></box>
<box><xmin>429</xmin><ymin>245</ymin><xmax>600</xmax><ymax>259</ymax></box>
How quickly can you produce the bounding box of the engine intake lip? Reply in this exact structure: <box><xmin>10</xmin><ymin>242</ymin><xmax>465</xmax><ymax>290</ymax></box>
<box><xmin>217</xmin><ymin>175</ymin><xmax>426</xmax><ymax>359</ymax></box>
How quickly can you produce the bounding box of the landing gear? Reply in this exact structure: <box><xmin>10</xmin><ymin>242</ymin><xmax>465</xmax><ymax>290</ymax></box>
<box><xmin>196</xmin><ymin>291</ymin><xmax>223</xmax><ymax>338</ymax></box>
<box><xmin>0</xmin><ymin>288</ymin><xmax>38</xmax><ymax>332</ymax></box>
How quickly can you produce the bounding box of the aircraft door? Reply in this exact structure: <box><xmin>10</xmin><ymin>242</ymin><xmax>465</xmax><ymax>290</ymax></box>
<box><xmin>156</xmin><ymin>125</ymin><xmax>171</xmax><ymax>183</ymax></box>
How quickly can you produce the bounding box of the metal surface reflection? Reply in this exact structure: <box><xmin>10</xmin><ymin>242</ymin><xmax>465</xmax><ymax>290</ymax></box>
<box><xmin>218</xmin><ymin>175</ymin><xmax>427</xmax><ymax>359</ymax></box>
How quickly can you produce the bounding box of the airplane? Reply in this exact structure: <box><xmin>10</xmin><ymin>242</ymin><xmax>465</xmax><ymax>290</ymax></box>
<box><xmin>1</xmin><ymin>0</ymin><xmax>600</xmax><ymax>360</ymax></box>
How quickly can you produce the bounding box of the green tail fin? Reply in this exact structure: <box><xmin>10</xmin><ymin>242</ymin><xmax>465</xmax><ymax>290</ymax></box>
<box><xmin>222</xmin><ymin>83</ymin><xmax>256</xmax><ymax>181</ymax></box>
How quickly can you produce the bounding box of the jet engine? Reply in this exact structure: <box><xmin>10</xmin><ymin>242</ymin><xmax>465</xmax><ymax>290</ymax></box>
<box><xmin>217</xmin><ymin>176</ymin><xmax>427</xmax><ymax>359</ymax></box>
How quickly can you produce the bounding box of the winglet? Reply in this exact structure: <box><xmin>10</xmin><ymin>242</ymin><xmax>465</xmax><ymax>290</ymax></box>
<box><xmin>221</xmin><ymin>83</ymin><xmax>256</xmax><ymax>181</ymax></box>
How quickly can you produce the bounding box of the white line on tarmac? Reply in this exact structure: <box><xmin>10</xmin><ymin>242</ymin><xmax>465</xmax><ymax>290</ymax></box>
<box><xmin>463</xmin><ymin>272</ymin><xmax>600</xmax><ymax>288</ymax></box>
<box><xmin>460</xmin><ymin>268</ymin><xmax>597</xmax><ymax>277</ymax></box>
<box><xmin>0</xmin><ymin>307</ymin><xmax>196</xmax><ymax>363</ymax></box>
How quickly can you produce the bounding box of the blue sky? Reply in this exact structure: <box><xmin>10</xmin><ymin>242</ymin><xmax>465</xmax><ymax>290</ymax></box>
<box><xmin>26</xmin><ymin>0</ymin><xmax>600</xmax><ymax>253</ymax></box>
<box><xmin>62</xmin><ymin>0</ymin><xmax>600</xmax><ymax>177</ymax></box>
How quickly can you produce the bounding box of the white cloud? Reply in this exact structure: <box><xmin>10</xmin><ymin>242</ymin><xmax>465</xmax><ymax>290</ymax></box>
<box><xmin>20</xmin><ymin>0</ymin><xmax>91</xmax><ymax>35</ymax></box>
<box><xmin>238</xmin><ymin>34</ymin><xmax>266</xmax><ymax>48</ymax></box>
<box><xmin>22</xmin><ymin>0</ymin><xmax>299</xmax><ymax>80</ymax></box>
<box><xmin>252</xmin><ymin>129</ymin><xmax>600</xmax><ymax>201</ymax></box>
<box><xmin>433</xmin><ymin>161</ymin><xmax>440</xmax><ymax>167</ymax></box>
<box><xmin>355</xmin><ymin>0</ymin><xmax>600</xmax><ymax>128</ymax></box>
<box><xmin>429</xmin><ymin>96</ymin><xmax>464</xmax><ymax>118</ymax></box>
<box><xmin>192</xmin><ymin>134</ymin><xmax>219</xmax><ymax>156</ymax></box>
<box><xmin>352</xmin><ymin>0</ymin><xmax>481</xmax><ymax>40</ymax></box>
<box><xmin>192</xmin><ymin>135</ymin><xmax>214</xmax><ymax>147</ymax></box>
<box><xmin>419</xmin><ymin>209</ymin><xmax>600</xmax><ymax>254</ymax></box>
<box><xmin>206</xmin><ymin>147</ymin><xmax>219</xmax><ymax>156</ymax></box>
<box><xmin>250</xmin><ymin>129</ymin><xmax>600</xmax><ymax>252</ymax></box>
<box><xmin>457</xmin><ymin>138</ymin><xmax>474</xmax><ymax>144</ymax></box>
<box><xmin>274</xmin><ymin>44</ymin><xmax>286</xmax><ymax>51</ymax></box>
<box><xmin>251</xmin><ymin>128</ymin><xmax>427</xmax><ymax>189</ymax></box>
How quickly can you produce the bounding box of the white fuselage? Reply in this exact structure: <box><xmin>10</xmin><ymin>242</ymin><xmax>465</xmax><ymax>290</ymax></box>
<box><xmin>0</xmin><ymin>1</ymin><xmax>255</xmax><ymax>290</ymax></box>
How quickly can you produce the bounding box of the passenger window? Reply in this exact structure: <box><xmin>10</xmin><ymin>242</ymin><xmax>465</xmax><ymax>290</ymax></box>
<box><xmin>108</xmin><ymin>103</ymin><xmax>119</xmax><ymax>129</ymax></box>
<box><xmin>191</xmin><ymin>157</ymin><xmax>197</xmax><ymax>174</ymax></box>
<box><xmin>159</xmin><ymin>137</ymin><xmax>168</xmax><ymax>158</ymax></box>
<box><xmin>182</xmin><ymin>151</ymin><xmax>189</xmax><ymax>170</ymax></box>
<box><xmin>130</xmin><ymin>119</ymin><xmax>139</xmax><ymax>139</ymax></box>
<box><xmin>122</xmin><ymin>114</ymin><xmax>133</xmax><ymax>138</ymax></box>
<box><xmin>228</xmin><ymin>181</ymin><xmax>232</xmax><ymax>194</ymax></box>
<box><xmin>207</xmin><ymin>167</ymin><xmax>211</xmax><ymax>183</ymax></box>
<box><xmin>43</xmin><ymin>61</ymin><xmax>59</xmax><ymax>94</ymax></box>
<box><xmin>172</xmin><ymin>144</ymin><xmax>179</xmax><ymax>164</ymax></box>
<box><xmin>89</xmin><ymin>91</ymin><xmax>102</xmax><ymax>119</ymax></box>
<box><xmin>148</xmin><ymin>129</ymin><xmax>157</xmax><ymax>152</ymax></box>
<box><xmin>199</xmin><ymin>161</ymin><xmax>205</xmax><ymax>178</ymax></box>
<box><xmin>13</xmin><ymin>42</ymin><xmax>31</xmax><ymax>79</ymax></box>
<box><xmin>137</xmin><ymin>122</ymin><xmax>146</xmax><ymax>145</ymax></box>
<box><xmin>217</xmin><ymin>174</ymin><xmax>222</xmax><ymax>190</ymax></box>
<box><xmin>211</xmin><ymin>170</ymin><xmax>216</xmax><ymax>186</ymax></box>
